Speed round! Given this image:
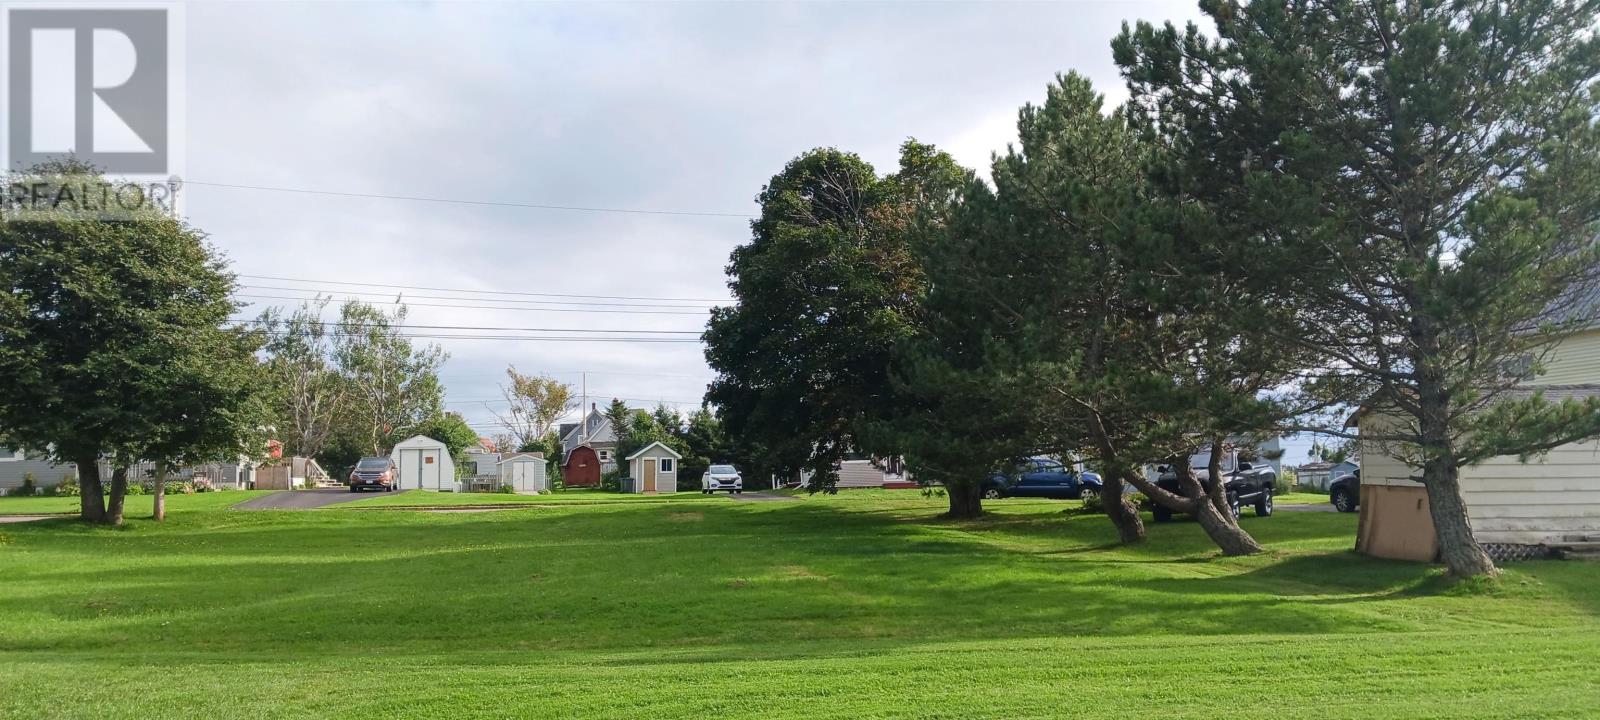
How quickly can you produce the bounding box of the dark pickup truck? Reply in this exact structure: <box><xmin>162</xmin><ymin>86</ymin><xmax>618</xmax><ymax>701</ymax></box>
<box><xmin>1152</xmin><ymin>462</ymin><xmax>1276</xmax><ymax>521</ymax></box>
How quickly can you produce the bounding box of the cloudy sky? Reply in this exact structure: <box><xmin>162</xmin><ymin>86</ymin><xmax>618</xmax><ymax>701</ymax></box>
<box><xmin>171</xmin><ymin>1</ymin><xmax>1322</xmax><ymax>460</ymax></box>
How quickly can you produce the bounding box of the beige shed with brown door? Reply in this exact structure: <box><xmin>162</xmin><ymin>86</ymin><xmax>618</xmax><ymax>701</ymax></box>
<box><xmin>626</xmin><ymin>441</ymin><xmax>683</xmax><ymax>494</ymax></box>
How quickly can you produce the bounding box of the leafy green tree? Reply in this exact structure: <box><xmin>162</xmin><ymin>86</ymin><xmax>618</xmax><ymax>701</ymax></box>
<box><xmin>1115</xmin><ymin>0</ymin><xmax>1600</xmax><ymax>575</ymax></box>
<box><xmin>137</xmin><ymin>327</ymin><xmax>272</xmax><ymax>520</ymax></box>
<box><xmin>704</xmin><ymin>144</ymin><xmax>947</xmax><ymax>491</ymax></box>
<box><xmin>0</xmin><ymin>161</ymin><xmax>259</xmax><ymax>523</ymax></box>
<box><xmin>257</xmin><ymin>299</ymin><xmax>344</xmax><ymax>458</ymax></box>
<box><xmin>331</xmin><ymin>301</ymin><xmax>447</xmax><ymax>456</ymax></box>
<box><xmin>492</xmin><ymin>367</ymin><xmax>573</xmax><ymax>451</ymax></box>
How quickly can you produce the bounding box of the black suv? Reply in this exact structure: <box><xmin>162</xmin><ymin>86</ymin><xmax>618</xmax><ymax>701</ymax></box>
<box><xmin>1152</xmin><ymin>462</ymin><xmax>1276</xmax><ymax>522</ymax></box>
<box><xmin>1329</xmin><ymin>470</ymin><xmax>1360</xmax><ymax>512</ymax></box>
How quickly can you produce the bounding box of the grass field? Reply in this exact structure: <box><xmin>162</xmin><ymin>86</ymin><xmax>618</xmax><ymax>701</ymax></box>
<box><xmin>1</xmin><ymin>489</ymin><xmax>1597</xmax><ymax>719</ymax></box>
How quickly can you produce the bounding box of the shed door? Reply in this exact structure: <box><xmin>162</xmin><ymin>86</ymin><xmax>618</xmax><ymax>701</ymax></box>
<box><xmin>402</xmin><ymin>450</ymin><xmax>423</xmax><ymax>489</ymax></box>
<box><xmin>641</xmin><ymin>458</ymin><xmax>657</xmax><ymax>494</ymax></box>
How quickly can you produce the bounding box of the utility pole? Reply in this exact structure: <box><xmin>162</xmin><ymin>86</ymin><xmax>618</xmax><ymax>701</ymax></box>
<box><xmin>580</xmin><ymin>371</ymin><xmax>588</xmax><ymax>444</ymax></box>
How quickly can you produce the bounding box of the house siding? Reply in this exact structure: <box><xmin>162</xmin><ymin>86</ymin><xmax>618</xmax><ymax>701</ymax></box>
<box><xmin>1359</xmin><ymin>328</ymin><xmax>1600</xmax><ymax>547</ymax></box>
<box><xmin>1532</xmin><ymin>328</ymin><xmax>1600</xmax><ymax>385</ymax></box>
<box><xmin>0</xmin><ymin>451</ymin><xmax>77</xmax><ymax>493</ymax></box>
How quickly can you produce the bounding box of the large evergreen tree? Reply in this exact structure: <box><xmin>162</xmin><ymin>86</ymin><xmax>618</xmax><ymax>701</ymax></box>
<box><xmin>1116</xmin><ymin>0</ymin><xmax>1600</xmax><ymax>575</ymax></box>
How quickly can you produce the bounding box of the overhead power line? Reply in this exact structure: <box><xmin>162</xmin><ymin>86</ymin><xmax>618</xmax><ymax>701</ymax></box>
<box><xmin>235</xmin><ymin>294</ymin><xmax>710</xmax><ymax>316</ymax></box>
<box><xmin>237</xmin><ymin>274</ymin><xmax>734</xmax><ymax>304</ymax></box>
<box><xmin>240</xmin><ymin>284</ymin><xmax>710</xmax><ymax>309</ymax></box>
<box><xmin>186</xmin><ymin>180</ymin><xmax>756</xmax><ymax>219</ymax></box>
<box><xmin>254</xmin><ymin>330</ymin><xmax>699</xmax><ymax>343</ymax></box>
<box><xmin>233</xmin><ymin>319</ymin><xmax>701</xmax><ymax>334</ymax></box>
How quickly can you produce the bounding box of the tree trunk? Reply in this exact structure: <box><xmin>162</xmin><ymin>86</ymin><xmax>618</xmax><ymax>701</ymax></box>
<box><xmin>152</xmin><ymin>466</ymin><xmax>167</xmax><ymax>521</ymax></box>
<box><xmin>76</xmin><ymin>454</ymin><xmax>106</xmax><ymax>523</ymax></box>
<box><xmin>945</xmin><ymin>482</ymin><xmax>983</xmax><ymax>519</ymax></box>
<box><xmin>105</xmin><ymin>467</ymin><xmax>129</xmax><ymax>525</ymax></box>
<box><xmin>1424</xmin><ymin>460</ymin><xmax>1497</xmax><ymax>577</ymax></box>
<box><xmin>1204</xmin><ymin>437</ymin><xmax>1232</xmax><ymax>519</ymax></box>
<box><xmin>1191</xmin><ymin>497</ymin><xmax>1264</xmax><ymax>556</ymax></box>
<box><xmin>1099</xmin><ymin>469</ymin><xmax>1145</xmax><ymax>543</ymax></box>
<box><xmin>1175</xmin><ymin>464</ymin><xmax>1262</xmax><ymax>556</ymax></box>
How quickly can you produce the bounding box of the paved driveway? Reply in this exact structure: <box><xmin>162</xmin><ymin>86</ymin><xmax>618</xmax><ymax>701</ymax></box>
<box><xmin>234</xmin><ymin>488</ymin><xmax>374</xmax><ymax>510</ymax></box>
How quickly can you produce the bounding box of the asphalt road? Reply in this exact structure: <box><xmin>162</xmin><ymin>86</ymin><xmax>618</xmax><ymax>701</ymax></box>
<box><xmin>234</xmin><ymin>488</ymin><xmax>376</xmax><ymax>510</ymax></box>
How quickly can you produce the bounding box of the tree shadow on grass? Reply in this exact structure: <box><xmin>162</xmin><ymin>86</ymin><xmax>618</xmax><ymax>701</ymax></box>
<box><xmin>3</xmin><ymin>497</ymin><xmax>1589</xmax><ymax>660</ymax></box>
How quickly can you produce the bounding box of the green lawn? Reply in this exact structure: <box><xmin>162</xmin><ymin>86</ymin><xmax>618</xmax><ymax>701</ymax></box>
<box><xmin>1</xmin><ymin>489</ymin><xmax>1597</xmax><ymax>719</ymax></box>
<box><xmin>0</xmin><ymin>490</ymin><xmax>271</xmax><ymax>516</ymax></box>
<box><xmin>346</xmin><ymin>487</ymin><xmax>720</xmax><ymax>507</ymax></box>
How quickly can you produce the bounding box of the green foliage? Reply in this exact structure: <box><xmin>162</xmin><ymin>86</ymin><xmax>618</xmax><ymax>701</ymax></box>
<box><xmin>329</xmin><ymin>301</ymin><xmax>447</xmax><ymax>457</ymax></box>
<box><xmin>1275</xmin><ymin>469</ymin><xmax>1296</xmax><ymax>497</ymax></box>
<box><xmin>1114</xmin><ymin>0</ymin><xmax>1600</xmax><ymax>576</ymax></box>
<box><xmin>54</xmin><ymin>475</ymin><xmax>79</xmax><ymax>497</ymax></box>
<box><xmin>0</xmin><ymin>162</ymin><xmax>263</xmax><ymax>522</ymax></box>
<box><xmin>704</xmin><ymin>147</ymin><xmax>929</xmax><ymax>488</ymax></box>
<box><xmin>123</xmin><ymin>482</ymin><xmax>146</xmax><ymax>496</ymax></box>
<box><xmin>16</xmin><ymin>474</ymin><xmax>37</xmax><ymax>497</ymax></box>
<box><xmin>497</xmin><ymin>484</ymin><xmax>516</xmax><ymax>494</ymax></box>
<box><xmin>494</xmin><ymin>367</ymin><xmax>573</xmax><ymax>451</ymax></box>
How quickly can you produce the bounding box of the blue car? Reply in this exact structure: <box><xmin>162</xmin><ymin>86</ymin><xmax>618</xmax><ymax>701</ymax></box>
<box><xmin>982</xmin><ymin>457</ymin><xmax>1102</xmax><ymax>500</ymax></box>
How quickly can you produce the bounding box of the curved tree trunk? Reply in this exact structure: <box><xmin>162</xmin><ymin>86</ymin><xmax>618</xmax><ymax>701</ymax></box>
<box><xmin>1100</xmin><ymin>470</ymin><xmax>1145</xmax><ymax>543</ymax></box>
<box><xmin>104</xmin><ymin>467</ymin><xmax>129</xmax><ymax>525</ymax></box>
<box><xmin>1204</xmin><ymin>437</ymin><xmax>1232</xmax><ymax>519</ymax></box>
<box><xmin>945</xmin><ymin>481</ymin><xmax>983</xmax><ymax>519</ymax></box>
<box><xmin>76</xmin><ymin>454</ymin><xmax>106</xmax><ymax>523</ymax></box>
<box><xmin>1175</xmin><ymin>465</ymin><xmax>1262</xmax><ymax>557</ymax></box>
<box><xmin>1424</xmin><ymin>461</ymin><xmax>1497</xmax><ymax>577</ymax></box>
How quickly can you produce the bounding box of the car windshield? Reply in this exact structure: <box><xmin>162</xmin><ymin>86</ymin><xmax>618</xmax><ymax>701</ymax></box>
<box><xmin>356</xmin><ymin>458</ymin><xmax>389</xmax><ymax>469</ymax></box>
<box><xmin>709</xmin><ymin>465</ymin><xmax>737</xmax><ymax>474</ymax></box>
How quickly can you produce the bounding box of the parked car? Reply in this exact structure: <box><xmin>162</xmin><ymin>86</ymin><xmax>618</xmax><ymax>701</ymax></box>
<box><xmin>701</xmin><ymin>464</ymin><xmax>743</xmax><ymax>494</ymax></box>
<box><xmin>1329</xmin><ymin>470</ymin><xmax>1360</xmax><ymax>512</ymax></box>
<box><xmin>349</xmin><ymin>456</ymin><xmax>398</xmax><ymax>492</ymax></box>
<box><xmin>1152</xmin><ymin>461</ymin><xmax>1275</xmax><ymax>521</ymax></box>
<box><xmin>982</xmin><ymin>457</ymin><xmax>1103</xmax><ymax>500</ymax></box>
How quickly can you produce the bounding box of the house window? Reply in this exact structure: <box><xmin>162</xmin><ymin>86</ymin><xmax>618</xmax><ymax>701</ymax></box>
<box><xmin>599</xmin><ymin>450</ymin><xmax>611</xmax><ymax>462</ymax></box>
<box><xmin>0</xmin><ymin>448</ymin><xmax>19</xmax><ymax>461</ymax></box>
<box><xmin>659</xmin><ymin>458</ymin><xmax>674</xmax><ymax>473</ymax></box>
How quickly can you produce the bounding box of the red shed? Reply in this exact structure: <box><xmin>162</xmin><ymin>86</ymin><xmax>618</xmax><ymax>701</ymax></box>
<box><xmin>563</xmin><ymin>444</ymin><xmax>601</xmax><ymax>488</ymax></box>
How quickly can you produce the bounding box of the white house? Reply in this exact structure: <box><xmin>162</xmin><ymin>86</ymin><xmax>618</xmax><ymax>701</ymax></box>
<box><xmin>498</xmin><ymin>452</ymin><xmax>548</xmax><ymax>494</ymax></box>
<box><xmin>390</xmin><ymin>435</ymin><xmax>457</xmax><ymax>492</ymax></box>
<box><xmin>626</xmin><ymin>441</ymin><xmax>681</xmax><ymax>494</ymax></box>
<box><xmin>1356</xmin><ymin>325</ymin><xmax>1600</xmax><ymax>561</ymax></box>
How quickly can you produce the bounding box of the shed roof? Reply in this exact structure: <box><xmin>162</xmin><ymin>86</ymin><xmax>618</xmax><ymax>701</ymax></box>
<box><xmin>498</xmin><ymin>451</ymin><xmax>545</xmax><ymax>464</ymax></box>
<box><xmin>626</xmin><ymin>441</ymin><xmax>683</xmax><ymax>461</ymax></box>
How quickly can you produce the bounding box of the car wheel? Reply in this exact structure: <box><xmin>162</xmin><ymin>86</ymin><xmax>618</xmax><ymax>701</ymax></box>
<box><xmin>1332</xmin><ymin>487</ymin><xmax>1357</xmax><ymax>513</ymax></box>
<box><xmin>1228</xmin><ymin>493</ymin><xmax>1242</xmax><ymax>520</ymax></box>
<box><xmin>1152</xmin><ymin>505</ymin><xmax>1173</xmax><ymax>523</ymax></box>
<box><xmin>982</xmin><ymin>488</ymin><xmax>1002</xmax><ymax>500</ymax></box>
<box><xmin>349</xmin><ymin>486</ymin><xmax>357</xmax><ymax>493</ymax></box>
<box><xmin>1255</xmin><ymin>491</ymin><xmax>1273</xmax><ymax>517</ymax></box>
<box><xmin>1080</xmin><ymin>488</ymin><xmax>1101</xmax><ymax>506</ymax></box>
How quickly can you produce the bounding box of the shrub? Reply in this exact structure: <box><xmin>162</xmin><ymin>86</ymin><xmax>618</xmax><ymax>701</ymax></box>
<box><xmin>164</xmin><ymin>481</ymin><xmax>195</xmax><ymax>495</ymax></box>
<box><xmin>124</xmin><ymin>483</ymin><xmax>146</xmax><ymax>496</ymax></box>
<box><xmin>599</xmin><ymin>468</ymin><xmax>623</xmax><ymax>492</ymax></box>
<box><xmin>16</xmin><ymin>473</ymin><xmax>37</xmax><ymax>497</ymax></box>
<box><xmin>55</xmin><ymin>475</ymin><xmax>80</xmax><ymax>497</ymax></box>
<box><xmin>497</xmin><ymin>484</ymin><xmax>516</xmax><ymax>494</ymax></box>
<box><xmin>192</xmin><ymin>478</ymin><xmax>216</xmax><ymax>493</ymax></box>
<box><xmin>1077</xmin><ymin>489</ymin><xmax>1105</xmax><ymax>514</ymax></box>
<box><xmin>1274</xmin><ymin>468</ymin><xmax>1295</xmax><ymax>496</ymax></box>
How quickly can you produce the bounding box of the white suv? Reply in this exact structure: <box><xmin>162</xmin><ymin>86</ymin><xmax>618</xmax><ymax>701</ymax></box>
<box><xmin>701</xmin><ymin>465</ymin><xmax>743</xmax><ymax>494</ymax></box>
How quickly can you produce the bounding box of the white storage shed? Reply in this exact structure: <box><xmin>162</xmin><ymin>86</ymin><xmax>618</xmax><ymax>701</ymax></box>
<box><xmin>391</xmin><ymin>435</ymin><xmax>457</xmax><ymax>491</ymax></box>
<box><xmin>626</xmin><ymin>441</ymin><xmax>682</xmax><ymax>494</ymax></box>
<box><xmin>499</xmin><ymin>452</ymin><xmax>548</xmax><ymax>494</ymax></box>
